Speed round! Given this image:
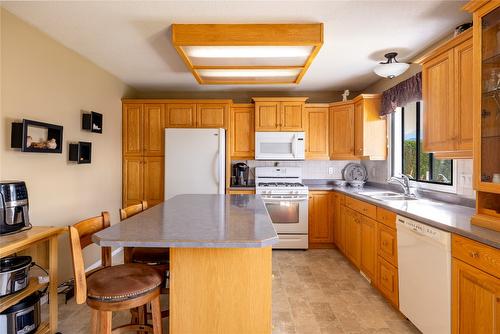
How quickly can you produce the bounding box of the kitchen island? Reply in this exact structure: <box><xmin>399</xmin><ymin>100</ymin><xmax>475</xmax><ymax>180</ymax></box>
<box><xmin>93</xmin><ymin>194</ymin><xmax>278</xmax><ymax>334</ymax></box>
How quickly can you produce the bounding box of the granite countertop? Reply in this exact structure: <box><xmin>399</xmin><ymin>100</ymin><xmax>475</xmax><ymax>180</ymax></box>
<box><xmin>305</xmin><ymin>181</ymin><xmax>500</xmax><ymax>249</ymax></box>
<box><xmin>93</xmin><ymin>194</ymin><xmax>278</xmax><ymax>248</ymax></box>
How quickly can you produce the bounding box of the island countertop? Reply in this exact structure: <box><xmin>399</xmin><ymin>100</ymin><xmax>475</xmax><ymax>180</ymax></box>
<box><xmin>93</xmin><ymin>194</ymin><xmax>278</xmax><ymax>248</ymax></box>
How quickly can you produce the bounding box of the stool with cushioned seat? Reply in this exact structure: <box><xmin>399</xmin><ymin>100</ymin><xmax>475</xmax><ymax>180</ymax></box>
<box><xmin>68</xmin><ymin>211</ymin><xmax>163</xmax><ymax>334</ymax></box>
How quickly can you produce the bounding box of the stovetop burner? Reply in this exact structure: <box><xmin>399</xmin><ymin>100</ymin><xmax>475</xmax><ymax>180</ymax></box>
<box><xmin>258</xmin><ymin>182</ymin><xmax>305</xmax><ymax>188</ymax></box>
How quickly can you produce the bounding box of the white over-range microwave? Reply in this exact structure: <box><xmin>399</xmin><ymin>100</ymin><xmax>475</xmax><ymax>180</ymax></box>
<box><xmin>255</xmin><ymin>132</ymin><xmax>305</xmax><ymax>160</ymax></box>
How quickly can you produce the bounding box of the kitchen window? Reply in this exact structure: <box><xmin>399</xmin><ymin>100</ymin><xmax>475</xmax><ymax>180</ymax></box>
<box><xmin>391</xmin><ymin>101</ymin><xmax>455</xmax><ymax>191</ymax></box>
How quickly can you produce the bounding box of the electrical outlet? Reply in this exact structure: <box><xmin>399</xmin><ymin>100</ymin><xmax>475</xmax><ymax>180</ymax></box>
<box><xmin>328</xmin><ymin>167</ymin><xmax>334</xmax><ymax>175</ymax></box>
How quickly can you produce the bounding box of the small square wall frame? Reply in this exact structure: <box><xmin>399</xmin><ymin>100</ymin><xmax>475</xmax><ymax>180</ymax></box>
<box><xmin>69</xmin><ymin>142</ymin><xmax>92</xmax><ymax>164</ymax></box>
<box><xmin>82</xmin><ymin>111</ymin><xmax>103</xmax><ymax>134</ymax></box>
<box><xmin>11</xmin><ymin>119</ymin><xmax>63</xmax><ymax>153</ymax></box>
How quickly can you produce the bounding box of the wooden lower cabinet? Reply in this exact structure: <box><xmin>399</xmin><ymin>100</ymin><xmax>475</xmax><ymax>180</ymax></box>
<box><xmin>344</xmin><ymin>207</ymin><xmax>361</xmax><ymax>267</ymax></box>
<box><xmin>308</xmin><ymin>191</ymin><xmax>334</xmax><ymax>248</ymax></box>
<box><xmin>332</xmin><ymin>192</ymin><xmax>345</xmax><ymax>253</ymax></box>
<box><xmin>122</xmin><ymin>156</ymin><xmax>164</xmax><ymax>207</ymax></box>
<box><xmin>360</xmin><ymin>216</ymin><xmax>377</xmax><ymax>282</ymax></box>
<box><xmin>376</xmin><ymin>222</ymin><xmax>398</xmax><ymax>267</ymax></box>
<box><xmin>452</xmin><ymin>258</ymin><xmax>500</xmax><ymax>334</ymax></box>
<box><xmin>377</xmin><ymin>256</ymin><xmax>399</xmax><ymax>307</ymax></box>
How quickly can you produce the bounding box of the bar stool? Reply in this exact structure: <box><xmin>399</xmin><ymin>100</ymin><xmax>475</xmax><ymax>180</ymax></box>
<box><xmin>120</xmin><ymin>201</ymin><xmax>170</xmax><ymax>320</ymax></box>
<box><xmin>68</xmin><ymin>212</ymin><xmax>162</xmax><ymax>334</ymax></box>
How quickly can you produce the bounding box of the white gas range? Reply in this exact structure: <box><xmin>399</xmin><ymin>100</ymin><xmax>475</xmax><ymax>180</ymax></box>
<box><xmin>255</xmin><ymin>167</ymin><xmax>308</xmax><ymax>249</ymax></box>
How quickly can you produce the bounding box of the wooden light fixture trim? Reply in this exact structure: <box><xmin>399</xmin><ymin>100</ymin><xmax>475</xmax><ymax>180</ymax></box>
<box><xmin>171</xmin><ymin>23</ymin><xmax>324</xmax><ymax>85</ymax></box>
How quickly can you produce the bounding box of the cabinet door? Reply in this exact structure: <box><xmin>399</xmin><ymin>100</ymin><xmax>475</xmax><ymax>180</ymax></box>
<box><xmin>345</xmin><ymin>207</ymin><xmax>361</xmax><ymax>267</ymax></box>
<box><xmin>166</xmin><ymin>104</ymin><xmax>197</xmax><ymax>128</ymax></box>
<box><xmin>360</xmin><ymin>216</ymin><xmax>377</xmax><ymax>282</ymax></box>
<box><xmin>143</xmin><ymin>156</ymin><xmax>164</xmax><ymax>207</ymax></box>
<box><xmin>338</xmin><ymin>204</ymin><xmax>347</xmax><ymax>254</ymax></box>
<box><xmin>354</xmin><ymin>100</ymin><xmax>364</xmax><ymax>157</ymax></box>
<box><xmin>454</xmin><ymin>39</ymin><xmax>473</xmax><ymax>152</ymax></box>
<box><xmin>308</xmin><ymin>191</ymin><xmax>333</xmax><ymax>245</ymax></box>
<box><xmin>230</xmin><ymin>105</ymin><xmax>255</xmax><ymax>159</ymax></box>
<box><xmin>255</xmin><ymin>102</ymin><xmax>280</xmax><ymax>131</ymax></box>
<box><xmin>377</xmin><ymin>223</ymin><xmax>398</xmax><ymax>266</ymax></box>
<box><xmin>305</xmin><ymin>106</ymin><xmax>329</xmax><ymax>159</ymax></box>
<box><xmin>281</xmin><ymin>102</ymin><xmax>305</xmax><ymax>131</ymax></box>
<box><xmin>422</xmin><ymin>49</ymin><xmax>456</xmax><ymax>152</ymax></box>
<box><xmin>144</xmin><ymin>104</ymin><xmax>165</xmax><ymax>156</ymax></box>
<box><xmin>330</xmin><ymin>104</ymin><xmax>355</xmax><ymax>159</ymax></box>
<box><xmin>123</xmin><ymin>104</ymin><xmax>143</xmax><ymax>156</ymax></box>
<box><xmin>123</xmin><ymin>156</ymin><xmax>143</xmax><ymax>207</ymax></box>
<box><xmin>377</xmin><ymin>256</ymin><xmax>399</xmax><ymax>307</ymax></box>
<box><xmin>452</xmin><ymin>259</ymin><xmax>500</xmax><ymax>334</ymax></box>
<box><xmin>197</xmin><ymin>103</ymin><xmax>227</xmax><ymax>128</ymax></box>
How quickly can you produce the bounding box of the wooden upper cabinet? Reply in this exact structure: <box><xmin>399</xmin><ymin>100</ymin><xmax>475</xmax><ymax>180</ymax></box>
<box><xmin>353</xmin><ymin>94</ymin><xmax>386</xmax><ymax>160</ymax></box>
<box><xmin>255</xmin><ymin>102</ymin><xmax>281</xmax><ymax>131</ymax></box>
<box><xmin>452</xmin><ymin>258</ymin><xmax>500</xmax><ymax>334</ymax></box>
<box><xmin>143</xmin><ymin>104</ymin><xmax>165</xmax><ymax>156</ymax></box>
<box><xmin>253</xmin><ymin>97</ymin><xmax>307</xmax><ymax>131</ymax></box>
<box><xmin>420</xmin><ymin>30</ymin><xmax>473</xmax><ymax>157</ymax></box>
<box><xmin>281</xmin><ymin>102</ymin><xmax>305</xmax><ymax>131</ymax></box>
<box><xmin>329</xmin><ymin>102</ymin><xmax>355</xmax><ymax>159</ymax></box>
<box><xmin>197</xmin><ymin>103</ymin><xmax>227</xmax><ymax>128</ymax></box>
<box><xmin>123</xmin><ymin>104</ymin><xmax>143</xmax><ymax>156</ymax></box>
<box><xmin>422</xmin><ymin>49</ymin><xmax>456</xmax><ymax>152</ymax></box>
<box><xmin>454</xmin><ymin>38</ymin><xmax>473</xmax><ymax>152</ymax></box>
<box><xmin>305</xmin><ymin>104</ymin><xmax>329</xmax><ymax>160</ymax></box>
<box><xmin>230</xmin><ymin>104</ymin><xmax>254</xmax><ymax>159</ymax></box>
<box><xmin>166</xmin><ymin>103</ymin><xmax>197</xmax><ymax>128</ymax></box>
<box><xmin>308</xmin><ymin>191</ymin><xmax>334</xmax><ymax>246</ymax></box>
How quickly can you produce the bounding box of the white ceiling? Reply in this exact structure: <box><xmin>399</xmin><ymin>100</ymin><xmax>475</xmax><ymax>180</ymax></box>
<box><xmin>2</xmin><ymin>1</ymin><xmax>470</xmax><ymax>92</ymax></box>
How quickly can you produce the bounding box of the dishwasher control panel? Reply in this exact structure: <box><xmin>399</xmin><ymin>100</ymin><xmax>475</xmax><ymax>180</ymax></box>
<box><xmin>396</xmin><ymin>215</ymin><xmax>451</xmax><ymax>246</ymax></box>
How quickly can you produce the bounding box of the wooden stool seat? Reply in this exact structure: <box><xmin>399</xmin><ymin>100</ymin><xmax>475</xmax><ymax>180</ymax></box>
<box><xmin>87</xmin><ymin>264</ymin><xmax>162</xmax><ymax>302</ymax></box>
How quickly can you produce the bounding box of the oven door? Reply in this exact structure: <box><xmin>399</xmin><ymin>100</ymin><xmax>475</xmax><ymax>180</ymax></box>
<box><xmin>255</xmin><ymin>132</ymin><xmax>305</xmax><ymax>160</ymax></box>
<box><xmin>261</xmin><ymin>196</ymin><xmax>308</xmax><ymax>233</ymax></box>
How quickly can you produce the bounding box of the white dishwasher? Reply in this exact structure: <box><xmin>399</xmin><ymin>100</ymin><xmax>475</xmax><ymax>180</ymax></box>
<box><xmin>397</xmin><ymin>215</ymin><xmax>451</xmax><ymax>334</ymax></box>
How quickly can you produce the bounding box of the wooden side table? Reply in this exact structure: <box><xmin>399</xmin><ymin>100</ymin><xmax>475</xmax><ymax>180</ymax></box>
<box><xmin>0</xmin><ymin>226</ymin><xmax>64</xmax><ymax>334</ymax></box>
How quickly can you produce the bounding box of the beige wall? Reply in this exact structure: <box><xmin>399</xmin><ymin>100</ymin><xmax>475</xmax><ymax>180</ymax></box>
<box><xmin>1</xmin><ymin>9</ymin><xmax>135</xmax><ymax>281</ymax></box>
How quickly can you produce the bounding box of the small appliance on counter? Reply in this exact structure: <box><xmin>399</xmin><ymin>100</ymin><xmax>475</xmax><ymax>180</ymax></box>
<box><xmin>0</xmin><ymin>256</ymin><xmax>32</xmax><ymax>297</ymax></box>
<box><xmin>0</xmin><ymin>291</ymin><xmax>41</xmax><ymax>334</ymax></box>
<box><xmin>232</xmin><ymin>163</ymin><xmax>250</xmax><ymax>187</ymax></box>
<box><xmin>0</xmin><ymin>181</ymin><xmax>30</xmax><ymax>235</ymax></box>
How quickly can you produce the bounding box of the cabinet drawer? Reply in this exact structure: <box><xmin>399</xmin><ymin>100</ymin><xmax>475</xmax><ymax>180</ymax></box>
<box><xmin>452</xmin><ymin>234</ymin><xmax>500</xmax><ymax>278</ymax></box>
<box><xmin>376</xmin><ymin>207</ymin><xmax>396</xmax><ymax>229</ymax></box>
<box><xmin>377</xmin><ymin>256</ymin><xmax>399</xmax><ymax>307</ymax></box>
<box><xmin>345</xmin><ymin>196</ymin><xmax>376</xmax><ymax>219</ymax></box>
<box><xmin>377</xmin><ymin>223</ymin><xmax>397</xmax><ymax>266</ymax></box>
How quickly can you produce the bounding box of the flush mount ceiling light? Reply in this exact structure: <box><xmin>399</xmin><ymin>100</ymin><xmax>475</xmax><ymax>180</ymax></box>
<box><xmin>171</xmin><ymin>24</ymin><xmax>323</xmax><ymax>84</ymax></box>
<box><xmin>373</xmin><ymin>52</ymin><xmax>410</xmax><ymax>79</ymax></box>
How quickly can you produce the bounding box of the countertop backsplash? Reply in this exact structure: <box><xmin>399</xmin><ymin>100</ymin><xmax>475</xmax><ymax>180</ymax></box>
<box><xmin>231</xmin><ymin>160</ymin><xmax>360</xmax><ymax>181</ymax></box>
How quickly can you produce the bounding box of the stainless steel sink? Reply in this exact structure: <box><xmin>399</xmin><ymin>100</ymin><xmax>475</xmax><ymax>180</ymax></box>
<box><xmin>358</xmin><ymin>191</ymin><xmax>418</xmax><ymax>201</ymax></box>
<box><xmin>370</xmin><ymin>194</ymin><xmax>418</xmax><ymax>201</ymax></box>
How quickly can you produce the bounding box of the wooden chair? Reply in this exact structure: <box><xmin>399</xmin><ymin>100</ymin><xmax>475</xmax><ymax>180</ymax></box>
<box><xmin>68</xmin><ymin>212</ymin><xmax>163</xmax><ymax>334</ymax></box>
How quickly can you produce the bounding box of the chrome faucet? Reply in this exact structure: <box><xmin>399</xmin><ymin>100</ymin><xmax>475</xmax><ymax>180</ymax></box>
<box><xmin>387</xmin><ymin>174</ymin><xmax>412</xmax><ymax>195</ymax></box>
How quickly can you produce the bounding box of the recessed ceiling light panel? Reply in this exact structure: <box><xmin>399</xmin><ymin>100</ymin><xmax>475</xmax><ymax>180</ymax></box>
<box><xmin>171</xmin><ymin>24</ymin><xmax>323</xmax><ymax>85</ymax></box>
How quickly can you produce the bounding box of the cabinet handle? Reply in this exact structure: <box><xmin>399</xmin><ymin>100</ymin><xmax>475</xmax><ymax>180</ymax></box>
<box><xmin>469</xmin><ymin>251</ymin><xmax>479</xmax><ymax>259</ymax></box>
<box><xmin>382</xmin><ymin>241</ymin><xmax>388</xmax><ymax>246</ymax></box>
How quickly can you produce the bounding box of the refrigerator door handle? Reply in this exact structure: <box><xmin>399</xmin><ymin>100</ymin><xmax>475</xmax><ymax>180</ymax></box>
<box><xmin>212</xmin><ymin>151</ymin><xmax>219</xmax><ymax>185</ymax></box>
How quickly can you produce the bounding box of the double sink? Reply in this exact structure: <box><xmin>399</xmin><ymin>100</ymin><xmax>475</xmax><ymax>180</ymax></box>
<box><xmin>357</xmin><ymin>191</ymin><xmax>418</xmax><ymax>201</ymax></box>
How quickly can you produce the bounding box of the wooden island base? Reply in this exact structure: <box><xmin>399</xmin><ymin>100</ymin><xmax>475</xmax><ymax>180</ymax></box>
<box><xmin>170</xmin><ymin>247</ymin><xmax>272</xmax><ymax>334</ymax></box>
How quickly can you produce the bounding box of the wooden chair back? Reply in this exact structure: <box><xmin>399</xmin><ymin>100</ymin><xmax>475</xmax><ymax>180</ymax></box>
<box><xmin>120</xmin><ymin>201</ymin><xmax>148</xmax><ymax>221</ymax></box>
<box><xmin>68</xmin><ymin>211</ymin><xmax>111</xmax><ymax>304</ymax></box>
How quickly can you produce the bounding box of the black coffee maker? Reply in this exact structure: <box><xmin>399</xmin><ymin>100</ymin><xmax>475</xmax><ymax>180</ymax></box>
<box><xmin>232</xmin><ymin>163</ymin><xmax>249</xmax><ymax>186</ymax></box>
<box><xmin>0</xmin><ymin>181</ymin><xmax>30</xmax><ymax>234</ymax></box>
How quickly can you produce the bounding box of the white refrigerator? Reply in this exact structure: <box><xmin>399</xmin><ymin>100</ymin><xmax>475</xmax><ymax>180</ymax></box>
<box><xmin>164</xmin><ymin>128</ymin><xmax>226</xmax><ymax>200</ymax></box>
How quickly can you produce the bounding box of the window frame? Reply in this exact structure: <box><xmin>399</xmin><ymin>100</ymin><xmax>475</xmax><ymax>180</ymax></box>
<box><xmin>389</xmin><ymin>102</ymin><xmax>458</xmax><ymax>194</ymax></box>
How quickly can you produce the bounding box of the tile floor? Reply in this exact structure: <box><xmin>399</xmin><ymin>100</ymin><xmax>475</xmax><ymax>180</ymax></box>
<box><xmin>56</xmin><ymin>249</ymin><xmax>420</xmax><ymax>334</ymax></box>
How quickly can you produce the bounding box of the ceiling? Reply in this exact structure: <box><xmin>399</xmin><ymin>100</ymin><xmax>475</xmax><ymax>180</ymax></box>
<box><xmin>2</xmin><ymin>1</ymin><xmax>470</xmax><ymax>93</ymax></box>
